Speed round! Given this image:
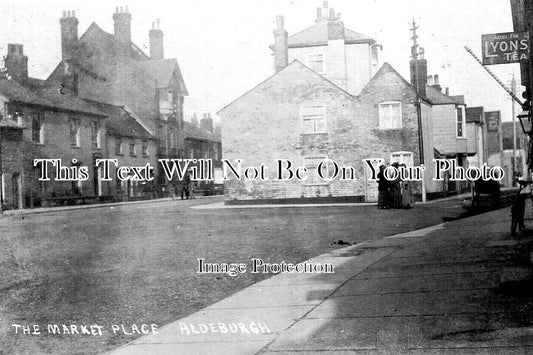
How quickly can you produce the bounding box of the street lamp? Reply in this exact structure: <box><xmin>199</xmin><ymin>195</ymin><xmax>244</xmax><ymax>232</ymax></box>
<box><xmin>518</xmin><ymin>109</ymin><xmax>533</xmax><ymax>172</ymax></box>
<box><xmin>517</xmin><ymin>109</ymin><xmax>533</xmax><ymax>135</ymax></box>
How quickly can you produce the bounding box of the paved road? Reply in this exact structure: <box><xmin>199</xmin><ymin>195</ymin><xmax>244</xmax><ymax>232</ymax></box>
<box><xmin>0</xmin><ymin>196</ymin><xmax>485</xmax><ymax>354</ymax></box>
<box><xmin>109</xmin><ymin>208</ymin><xmax>533</xmax><ymax>355</ymax></box>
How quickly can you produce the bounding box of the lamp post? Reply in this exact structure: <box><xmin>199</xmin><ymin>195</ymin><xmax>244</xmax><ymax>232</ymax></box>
<box><xmin>517</xmin><ymin>108</ymin><xmax>533</xmax><ymax>178</ymax></box>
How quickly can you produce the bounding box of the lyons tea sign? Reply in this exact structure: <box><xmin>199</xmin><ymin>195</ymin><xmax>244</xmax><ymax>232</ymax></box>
<box><xmin>482</xmin><ymin>31</ymin><xmax>530</xmax><ymax>65</ymax></box>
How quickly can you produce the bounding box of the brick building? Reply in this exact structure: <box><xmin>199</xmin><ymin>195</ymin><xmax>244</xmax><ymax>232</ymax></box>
<box><xmin>0</xmin><ymin>116</ymin><xmax>24</xmax><ymax>210</ymax></box>
<box><xmin>85</xmin><ymin>100</ymin><xmax>157</xmax><ymax>200</ymax></box>
<box><xmin>47</xmin><ymin>8</ymin><xmax>188</xmax><ymax>196</ymax></box>
<box><xmin>219</xmin><ymin>59</ymin><xmax>441</xmax><ymax>203</ymax></box>
<box><xmin>0</xmin><ymin>44</ymin><xmax>108</xmax><ymax>208</ymax></box>
<box><xmin>466</xmin><ymin>106</ymin><xmax>487</xmax><ymax>169</ymax></box>
<box><xmin>183</xmin><ymin>113</ymin><xmax>222</xmax><ymax>195</ymax></box>
<box><xmin>273</xmin><ymin>1</ymin><xmax>381</xmax><ymax>95</ymax></box>
<box><xmin>219</xmin><ymin>4</ymin><xmax>476</xmax><ymax>203</ymax></box>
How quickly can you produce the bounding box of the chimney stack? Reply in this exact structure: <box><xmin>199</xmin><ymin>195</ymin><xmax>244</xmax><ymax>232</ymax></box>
<box><xmin>432</xmin><ymin>74</ymin><xmax>442</xmax><ymax>92</ymax></box>
<box><xmin>4</xmin><ymin>44</ymin><xmax>28</xmax><ymax>83</ymax></box>
<box><xmin>113</xmin><ymin>6</ymin><xmax>132</xmax><ymax>47</ymax></box>
<box><xmin>201</xmin><ymin>113</ymin><xmax>213</xmax><ymax>133</ymax></box>
<box><xmin>273</xmin><ymin>15</ymin><xmax>288</xmax><ymax>73</ymax></box>
<box><xmin>409</xmin><ymin>56</ymin><xmax>428</xmax><ymax>97</ymax></box>
<box><xmin>191</xmin><ymin>113</ymin><xmax>199</xmax><ymax>126</ymax></box>
<box><xmin>149</xmin><ymin>18</ymin><xmax>164</xmax><ymax>60</ymax></box>
<box><xmin>60</xmin><ymin>10</ymin><xmax>78</xmax><ymax>61</ymax></box>
<box><xmin>315</xmin><ymin>7</ymin><xmax>322</xmax><ymax>22</ymax></box>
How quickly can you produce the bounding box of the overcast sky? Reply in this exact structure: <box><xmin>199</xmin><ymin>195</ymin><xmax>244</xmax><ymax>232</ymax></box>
<box><xmin>0</xmin><ymin>0</ymin><xmax>522</xmax><ymax>122</ymax></box>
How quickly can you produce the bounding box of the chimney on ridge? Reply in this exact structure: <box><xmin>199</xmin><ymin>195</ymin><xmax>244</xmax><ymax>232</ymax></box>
<box><xmin>60</xmin><ymin>10</ymin><xmax>78</xmax><ymax>61</ymax></box>
<box><xmin>4</xmin><ymin>44</ymin><xmax>28</xmax><ymax>83</ymax></box>
<box><xmin>113</xmin><ymin>6</ymin><xmax>132</xmax><ymax>47</ymax></box>
<box><xmin>201</xmin><ymin>113</ymin><xmax>214</xmax><ymax>133</ymax></box>
<box><xmin>273</xmin><ymin>15</ymin><xmax>288</xmax><ymax>73</ymax></box>
<box><xmin>149</xmin><ymin>18</ymin><xmax>164</xmax><ymax>60</ymax></box>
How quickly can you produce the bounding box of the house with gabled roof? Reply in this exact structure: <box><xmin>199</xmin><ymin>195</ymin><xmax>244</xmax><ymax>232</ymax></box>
<box><xmin>46</xmin><ymin>8</ymin><xmax>188</xmax><ymax>196</ymax></box>
<box><xmin>219</xmin><ymin>57</ymin><xmax>445</xmax><ymax>203</ymax></box>
<box><xmin>0</xmin><ymin>44</ymin><xmax>108</xmax><ymax>208</ymax></box>
<box><xmin>271</xmin><ymin>1</ymin><xmax>381</xmax><ymax>95</ymax></box>
<box><xmin>218</xmin><ymin>2</ymin><xmax>480</xmax><ymax>203</ymax></box>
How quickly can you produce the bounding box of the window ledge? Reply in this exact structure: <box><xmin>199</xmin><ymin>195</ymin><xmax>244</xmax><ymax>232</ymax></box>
<box><xmin>71</xmin><ymin>145</ymin><xmax>81</xmax><ymax>149</ymax></box>
<box><xmin>115</xmin><ymin>153</ymin><xmax>124</xmax><ymax>156</ymax></box>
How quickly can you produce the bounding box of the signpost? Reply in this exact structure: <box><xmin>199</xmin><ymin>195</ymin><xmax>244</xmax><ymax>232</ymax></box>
<box><xmin>481</xmin><ymin>31</ymin><xmax>530</xmax><ymax>65</ymax></box>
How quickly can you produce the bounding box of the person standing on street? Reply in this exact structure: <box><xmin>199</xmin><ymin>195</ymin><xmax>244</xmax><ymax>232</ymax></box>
<box><xmin>377</xmin><ymin>165</ymin><xmax>390</xmax><ymax>209</ymax></box>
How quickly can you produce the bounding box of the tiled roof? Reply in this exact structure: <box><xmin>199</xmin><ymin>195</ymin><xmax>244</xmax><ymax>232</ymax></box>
<box><xmin>84</xmin><ymin>99</ymin><xmax>154</xmax><ymax>139</ymax></box>
<box><xmin>0</xmin><ymin>78</ymin><xmax>105</xmax><ymax>117</ymax></box>
<box><xmin>218</xmin><ymin>60</ymin><xmax>354</xmax><ymax>113</ymax></box>
<box><xmin>286</xmin><ymin>20</ymin><xmax>375</xmax><ymax>48</ymax></box>
<box><xmin>136</xmin><ymin>59</ymin><xmax>188</xmax><ymax>94</ymax></box>
<box><xmin>184</xmin><ymin>121</ymin><xmax>221</xmax><ymax>143</ymax></box>
<box><xmin>425</xmin><ymin>85</ymin><xmax>462</xmax><ymax>105</ymax></box>
<box><xmin>47</xmin><ymin>22</ymin><xmax>188</xmax><ymax>97</ymax></box>
<box><xmin>80</xmin><ymin>22</ymin><xmax>150</xmax><ymax>61</ymax></box>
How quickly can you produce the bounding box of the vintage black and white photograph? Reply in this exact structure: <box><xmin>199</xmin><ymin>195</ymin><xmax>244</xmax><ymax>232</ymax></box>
<box><xmin>0</xmin><ymin>0</ymin><xmax>532</xmax><ymax>354</ymax></box>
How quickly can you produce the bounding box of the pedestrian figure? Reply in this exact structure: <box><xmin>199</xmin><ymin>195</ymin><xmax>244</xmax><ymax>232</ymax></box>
<box><xmin>377</xmin><ymin>165</ymin><xmax>390</xmax><ymax>209</ymax></box>
<box><xmin>391</xmin><ymin>162</ymin><xmax>402</xmax><ymax>208</ymax></box>
<box><xmin>170</xmin><ymin>183</ymin><xmax>177</xmax><ymax>200</ymax></box>
<box><xmin>181</xmin><ymin>170</ymin><xmax>191</xmax><ymax>200</ymax></box>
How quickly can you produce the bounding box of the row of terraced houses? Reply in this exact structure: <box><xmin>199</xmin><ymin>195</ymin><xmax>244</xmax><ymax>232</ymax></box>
<box><xmin>0</xmin><ymin>7</ymin><xmax>221</xmax><ymax>210</ymax></box>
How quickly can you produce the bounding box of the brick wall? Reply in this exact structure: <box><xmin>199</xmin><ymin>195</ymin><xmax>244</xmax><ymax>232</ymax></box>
<box><xmin>220</xmin><ymin>62</ymin><xmax>441</xmax><ymax>202</ymax></box>
<box><xmin>14</xmin><ymin>103</ymin><xmax>107</xmax><ymax>206</ymax></box>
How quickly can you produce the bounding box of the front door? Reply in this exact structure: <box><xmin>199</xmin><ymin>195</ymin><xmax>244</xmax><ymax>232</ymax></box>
<box><xmin>364</xmin><ymin>158</ymin><xmax>384</xmax><ymax>202</ymax></box>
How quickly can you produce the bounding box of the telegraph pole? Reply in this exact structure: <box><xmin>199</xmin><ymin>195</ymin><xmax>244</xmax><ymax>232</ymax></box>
<box><xmin>410</xmin><ymin>18</ymin><xmax>426</xmax><ymax>203</ymax></box>
<box><xmin>511</xmin><ymin>72</ymin><xmax>517</xmax><ymax>185</ymax></box>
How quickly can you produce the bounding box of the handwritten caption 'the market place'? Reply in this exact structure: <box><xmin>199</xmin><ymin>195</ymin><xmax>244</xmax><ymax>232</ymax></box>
<box><xmin>33</xmin><ymin>158</ymin><xmax>505</xmax><ymax>183</ymax></box>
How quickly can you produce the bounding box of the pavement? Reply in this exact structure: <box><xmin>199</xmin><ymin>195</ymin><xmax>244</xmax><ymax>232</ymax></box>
<box><xmin>106</xmin><ymin>205</ymin><xmax>533</xmax><ymax>355</ymax></box>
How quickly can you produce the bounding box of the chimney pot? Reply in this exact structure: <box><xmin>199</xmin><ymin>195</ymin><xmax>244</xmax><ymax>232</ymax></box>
<box><xmin>115</xmin><ymin>6</ymin><xmax>119</xmax><ymax>13</ymax></box>
<box><xmin>434</xmin><ymin>74</ymin><xmax>439</xmax><ymax>85</ymax></box>
<box><xmin>445</xmin><ymin>87</ymin><xmax>450</xmax><ymax>95</ymax></box>
<box><xmin>427</xmin><ymin>75</ymin><xmax>433</xmax><ymax>85</ymax></box>
<box><xmin>337</xmin><ymin>12</ymin><xmax>341</xmax><ymax>19</ymax></box>
<box><xmin>125</xmin><ymin>5</ymin><xmax>128</xmax><ymax>13</ymax></box>
<box><xmin>276</xmin><ymin>15</ymin><xmax>284</xmax><ymax>30</ymax></box>
<box><xmin>329</xmin><ymin>8</ymin><xmax>335</xmax><ymax>19</ymax></box>
<box><xmin>316</xmin><ymin>8</ymin><xmax>322</xmax><ymax>22</ymax></box>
